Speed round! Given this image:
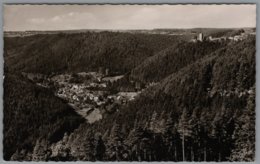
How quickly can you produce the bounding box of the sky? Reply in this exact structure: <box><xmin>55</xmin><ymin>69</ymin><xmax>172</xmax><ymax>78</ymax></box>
<box><xmin>4</xmin><ymin>4</ymin><xmax>256</xmax><ymax>31</ymax></box>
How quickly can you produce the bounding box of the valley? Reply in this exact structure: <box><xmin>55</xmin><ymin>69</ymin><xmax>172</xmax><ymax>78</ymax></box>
<box><xmin>4</xmin><ymin>28</ymin><xmax>256</xmax><ymax>161</ymax></box>
<box><xmin>23</xmin><ymin>71</ymin><xmax>143</xmax><ymax>123</ymax></box>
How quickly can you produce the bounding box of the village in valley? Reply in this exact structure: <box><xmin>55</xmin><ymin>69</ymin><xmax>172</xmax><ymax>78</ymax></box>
<box><xmin>3</xmin><ymin>3</ymin><xmax>257</xmax><ymax>161</ymax></box>
<box><xmin>19</xmin><ymin>29</ymin><xmax>256</xmax><ymax>124</ymax></box>
<box><xmin>22</xmin><ymin>69</ymin><xmax>144</xmax><ymax>123</ymax></box>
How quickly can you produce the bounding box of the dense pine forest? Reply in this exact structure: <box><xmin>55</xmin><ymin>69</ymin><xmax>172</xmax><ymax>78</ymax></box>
<box><xmin>4</xmin><ymin>29</ymin><xmax>255</xmax><ymax>161</ymax></box>
<box><xmin>4</xmin><ymin>74</ymin><xmax>85</xmax><ymax>160</ymax></box>
<box><xmin>4</xmin><ymin>32</ymin><xmax>186</xmax><ymax>75</ymax></box>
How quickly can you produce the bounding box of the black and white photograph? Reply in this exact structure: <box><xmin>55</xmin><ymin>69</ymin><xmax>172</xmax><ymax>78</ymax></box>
<box><xmin>3</xmin><ymin>4</ymin><xmax>256</xmax><ymax>161</ymax></box>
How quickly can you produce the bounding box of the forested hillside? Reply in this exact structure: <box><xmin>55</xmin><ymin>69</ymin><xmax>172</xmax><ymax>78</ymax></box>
<box><xmin>4</xmin><ymin>30</ymin><xmax>255</xmax><ymax>161</ymax></box>
<box><xmin>4</xmin><ymin>32</ymin><xmax>186</xmax><ymax>75</ymax></box>
<box><xmin>57</xmin><ymin>36</ymin><xmax>255</xmax><ymax>161</ymax></box>
<box><xmin>131</xmin><ymin>41</ymin><xmax>225</xmax><ymax>82</ymax></box>
<box><xmin>4</xmin><ymin>74</ymin><xmax>85</xmax><ymax>160</ymax></box>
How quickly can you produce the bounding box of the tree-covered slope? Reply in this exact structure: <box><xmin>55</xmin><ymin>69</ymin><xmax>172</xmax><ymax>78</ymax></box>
<box><xmin>60</xmin><ymin>37</ymin><xmax>255</xmax><ymax>161</ymax></box>
<box><xmin>4</xmin><ymin>32</ymin><xmax>185</xmax><ymax>75</ymax></box>
<box><xmin>4</xmin><ymin>30</ymin><xmax>255</xmax><ymax>161</ymax></box>
<box><xmin>131</xmin><ymin>41</ymin><xmax>225</xmax><ymax>83</ymax></box>
<box><xmin>4</xmin><ymin>74</ymin><xmax>85</xmax><ymax>160</ymax></box>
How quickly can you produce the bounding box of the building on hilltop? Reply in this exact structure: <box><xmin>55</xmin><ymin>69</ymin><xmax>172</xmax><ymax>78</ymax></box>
<box><xmin>190</xmin><ymin>33</ymin><xmax>204</xmax><ymax>42</ymax></box>
<box><xmin>197</xmin><ymin>33</ymin><xmax>204</xmax><ymax>42</ymax></box>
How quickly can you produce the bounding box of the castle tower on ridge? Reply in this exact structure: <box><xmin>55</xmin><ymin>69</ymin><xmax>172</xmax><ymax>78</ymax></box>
<box><xmin>198</xmin><ymin>33</ymin><xmax>204</xmax><ymax>41</ymax></box>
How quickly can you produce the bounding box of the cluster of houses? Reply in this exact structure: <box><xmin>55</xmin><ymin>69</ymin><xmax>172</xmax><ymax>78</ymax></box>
<box><xmin>23</xmin><ymin>70</ymin><xmax>143</xmax><ymax>123</ymax></box>
<box><xmin>56</xmin><ymin>83</ymin><xmax>105</xmax><ymax>106</ymax></box>
<box><xmin>47</xmin><ymin>71</ymin><xmax>141</xmax><ymax>123</ymax></box>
